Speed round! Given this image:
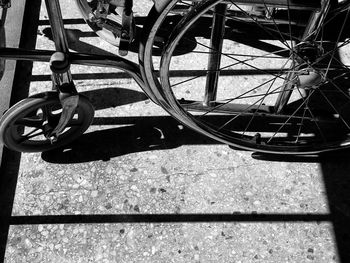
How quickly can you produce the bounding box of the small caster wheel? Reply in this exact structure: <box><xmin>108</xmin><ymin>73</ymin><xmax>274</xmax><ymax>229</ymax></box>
<box><xmin>0</xmin><ymin>92</ymin><xmax>94</xmax><ymax>152</ymax></box>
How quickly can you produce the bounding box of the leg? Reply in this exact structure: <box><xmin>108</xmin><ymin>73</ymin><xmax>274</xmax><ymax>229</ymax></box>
<box><xmin>44</xmin><ymin>0</ymin><xmax>79</xmax><ymax>142</ymax></box>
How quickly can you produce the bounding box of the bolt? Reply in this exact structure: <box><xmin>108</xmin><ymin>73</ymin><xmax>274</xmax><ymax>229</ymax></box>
<box><xmin>48</xmin><ymin>135</ymin><xmax>58</xmax><ymax>144</ymax></box>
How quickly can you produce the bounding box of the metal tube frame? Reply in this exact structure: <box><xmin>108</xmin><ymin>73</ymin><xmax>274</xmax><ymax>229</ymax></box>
<box><xmin>45</xmin><ymin>0</ymin><xmax>69</xmax><ymax>54</ymax></box>
<box><xmin>45</xmin><ymin>0</ymin><xmax>74</xmax><ymax>92</ymax></box>
<box><xmin>204</xmin><ymin>3</ymin><xmax>227</xmax><ymax>106</ymax></box>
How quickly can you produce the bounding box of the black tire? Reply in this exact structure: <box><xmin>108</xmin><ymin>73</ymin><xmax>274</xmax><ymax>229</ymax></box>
<box><xmin>142</xmin><ymin>0</ymin><xmax>350</xmax><ymax>154</ymax></box>
<box><xmin>0</xmin><ymin>92</ymin><xmax>94</xmax><ymax>152</ymax></box>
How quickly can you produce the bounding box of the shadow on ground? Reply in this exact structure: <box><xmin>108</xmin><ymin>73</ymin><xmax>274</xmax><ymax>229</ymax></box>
<box><xmin>39</xmin><ymin>88</ymin><xmax>350</xmax><ymax>263</ymax></box>
<box><xmin>41</xmin><ymin>116</ymin><xmax>217</xmax><ymax>163</ymax></box>
<box><xmin>321</xmin><ymin>154</ymin><xmax>350</xmax><ymax>262</ymax></box>
<box><xmin>40</xmin><ymin>86</ymin><xmax>216</xmax><ymax>163</ymax></box>
<box><xmin>249</xmin><ymin>149</ymin><xmax>350</xmax><ymax>262</ymax></box>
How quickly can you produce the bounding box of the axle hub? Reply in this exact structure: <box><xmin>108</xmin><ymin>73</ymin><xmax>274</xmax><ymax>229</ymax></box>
<box><xmin>295</xmin><ymin>41</ymin><xmax>324</xmax><ymax>64</ymax></box>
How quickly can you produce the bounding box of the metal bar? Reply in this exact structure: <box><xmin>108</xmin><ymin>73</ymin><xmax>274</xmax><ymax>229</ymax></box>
<box><xmin>0</xmin><ymin>47</ymin><xmax>159</xmax><ymax>103</ymax></box>
<box><xmin>0</xmin><ymin>47</ymin><xmax>53</xmax><ymax>61</ymax></box>
<box><xmin>302</xmin><ymin>0</ymin><xmax>330</xmax><ymax>40</ymax></box>
<box><xmin>191</xmin><ymin>0</ymin><xmax>321</xmax><ymax>10</ymax></box>
<box><xmin>68</xmin><ymin>53</ymin><xmax>158</xmax><ymax>103</ymax></box>
<box><xmin>204</xmin><ymin>3</ymin><xmax>227</xmax><ymax>106</ymax></box>
<box><xmin>184</xmin><ymin>100</ymin><xmax>274</xmax><ymax>114</ymax></box>
<box><xmin>0</xmin><ymin>47</ymin><xmax>142</xmax><ymax>81</ymax></box>
<box><xmin>274</xmin><ymin>0</ymin><xmax>330</xmax><ymax>113</ymax></box>
<box><xmin>44</xmin><ymin>0</ymin><xmax>69</xmax><ymax>53</ymax></box>
<box><xmin>44</xmin><ymin>0</ymin><xmax>73</xmax><ymax>95</ymax></box>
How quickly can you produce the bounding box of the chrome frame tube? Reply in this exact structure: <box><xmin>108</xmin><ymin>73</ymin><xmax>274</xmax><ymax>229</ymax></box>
<box><xmin>44</xmin><ymin>0</ymin><xmax>69</xmax><ymax>53</ymax></box>
<box><xmin>204</xmin><ymin>3</ymin><xmax>227</xmax><ymax>107</ymax></box>
<box><xmin>302</xmin><ymin>0</ymin><xmax>331</xmax><ymax>41</ymax></box>
<box><xmin>0</xmin><ymin>47</ymin><xmax>158</xmax><ymax>102</ymax></box>
<box><xmin>45</xmin><ymin>0</ymin><xmax>74</xmax><ymax>92</ymax></box>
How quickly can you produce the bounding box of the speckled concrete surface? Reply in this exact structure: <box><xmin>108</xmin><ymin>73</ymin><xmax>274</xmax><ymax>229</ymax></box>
<box><xmin>7</xmin><ymin>145</ymin><xmax>338</xmax><ymax>262</ymax></box>
<box><xmin>2</xmin><ymin>1</ymin><xmax>347</xmax><ymax>262</ymax></box>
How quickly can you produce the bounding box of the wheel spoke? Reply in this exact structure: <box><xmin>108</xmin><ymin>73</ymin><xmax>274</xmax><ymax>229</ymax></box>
<box><xmin>169</xmin><ymin>56</ymin><xmax>290</xmax><ymax>89</ymax></box>
<box><xmin>19</xmin><ymin>128</ymin><xmax>45</xmax><ymax>143</ymax></box>
<box><xmin>216</xmin><ymin>87</ymin><xmax>296</xmax><ymax>101</ymax></box>
<box><xmin>195</xmin><ymin>38</ymin><xmax>290</xmax><ymax>80</ymax></box>
<box><xmin>201</xmin><ymin>53</ymin><xmax>293</xmax><ymax>117</ymax></box>
<box><xmin>294</xmin><ymin>96</ymin><xmax>309</xmax><ymax>144</ymax></box>
<box><xmin>242</xmin><ymin>72</ymin><xmax>278</xmax><ymax>136</ymax></box>
<box><xmin>267</xmin><ymin>89</ymin><xmax>316</xmax><ymax>144</ymax></box>
<box><xmin>226</xmin><ymin>1</ymin><xmax>300</xmax><ymax>45</ymax></box>
<box><xmin>294</xmin><ymin>86</ymin><xmax>327</xmax><ymax>142</ymax></box>
<box><xmin>322</xmin><ymin>74</ymin><xmax>350</xmax><ymax>102</ymax></box>
<box><xmin>318</xmin><ymin>87</ymin><xmax>350</xmax><ymax>130</ymax></box>
<box><xmin>216</xmin><ymin>75</ymin><xmax>301</xmax><ymax>131</ymax></box>
<box><xmin>177</xmin><ymin>29</ymin><xmax>291</xmax><ymax>81</ymax></box>
<box><xmin>200</xmin><ymin>72</ymin><xmax>287</xmax><ymax>117</ymax></box>
<box><xmin>190</xmin><ymin>50</ymin><xmax>286</xmax><ymax>59</ymax></box>
<box><xmin>15</xmin><ymin>117</ymin><xmax>43</xmax><ymax>128</ymax></box>
<box><xmin>262</xmin><ymin>0</ymin><xmax>290</xmax><ymax>48</ymax></box>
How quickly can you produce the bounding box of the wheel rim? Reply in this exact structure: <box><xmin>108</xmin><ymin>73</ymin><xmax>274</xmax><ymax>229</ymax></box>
<box><xmin>155</xmin><ymin>0</ymin><xmax>350</xmax><ymax>154</ymax></box>
<box><xmin>1</xmin><ymin>94</ymin><xmax>94</xmax><ymax>152</ymax></box>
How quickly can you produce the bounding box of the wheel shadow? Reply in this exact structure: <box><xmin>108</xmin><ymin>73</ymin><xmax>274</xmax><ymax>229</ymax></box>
<box><xmin>41</xmin><ymin>115</ymin><xmax>217</xmax><ymax>163</ymax></box>
<box><xmin>40</xmin><ymin>83</ymin><xmax>350</xmax><ymax>164</ymax></box>
<box><xmin>81</xmin><ymin>87</ymin><xmax>148</xmax><ymax>110</ymax></box>
<box><xmin>40</xmin><ymin>85</ymin><xmax>216</xmax><ymax>163</ymax></box>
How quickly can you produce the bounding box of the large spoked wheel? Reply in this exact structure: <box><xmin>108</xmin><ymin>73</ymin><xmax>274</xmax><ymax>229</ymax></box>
<box><xmin>143</xmin><ymin>0</ymin><xmax>350</xmax><ymax>154</ymax></box>
<box><xmin>0</xmin><ymin>92</ymin><xmax>94</xmax><ymax>152</ymax></box>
